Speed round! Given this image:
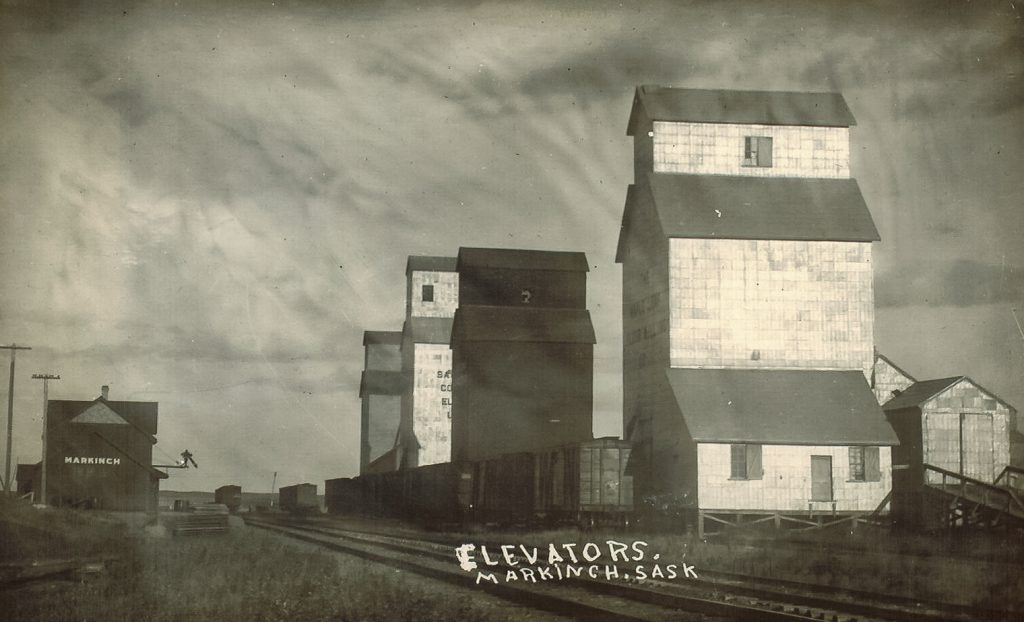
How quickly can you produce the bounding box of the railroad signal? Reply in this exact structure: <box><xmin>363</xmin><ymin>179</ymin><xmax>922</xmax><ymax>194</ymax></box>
<box><xmin>155</xmin><ymin>449</ymin><xmax>199</xmax><ymax>470</ymax></box>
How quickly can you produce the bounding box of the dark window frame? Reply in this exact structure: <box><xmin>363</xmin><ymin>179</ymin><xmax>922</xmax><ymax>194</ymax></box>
<box><xmin>849</xmin><ymin>446</ymin><xmax>866</xmax><ymax>481</ymax></box>
<box><xmin>849</xmin><ymin>446</ymin><xmax>881</xmax><ymax>482</ymax></box>
<box><xmin>729</xmin><ymin>443</ymin><xmax>763</xmax><ymax>480</ymax></box>
<box><xmin>742</xmin><ymin>136</ymin><xmax>773</xmax><ymax>167</ymax></box>
<box><xmin>422</xmin><ymin>284</ymin><xmax>434</xmax><ymax>303</ymax></box>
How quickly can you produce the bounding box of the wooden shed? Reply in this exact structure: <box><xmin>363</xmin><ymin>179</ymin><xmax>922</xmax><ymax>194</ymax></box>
<box><xmin>883</xmin><ymin>376</ymin><xmax>1021</xmax><ymax>529</ymax></box>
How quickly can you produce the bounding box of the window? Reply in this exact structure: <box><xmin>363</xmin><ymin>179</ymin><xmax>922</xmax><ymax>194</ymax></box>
<box><xmin>848</xmin><ymin>446</ymin><xmax>880</xmax><ymax>482</ymax></box>
<box><xmin>422</xmin><ymin>284</ymin><xmax>434</xmax><ymax>302</ymax></box>
<box><xmin>729</xmin><ymin>444</ymin><xmax>763</xmax><ymax>479</ymax></box>
<box><xmin>743</xmin><ymin>136</ymin><xmax>773</xmax><ymax>167</ymax></box>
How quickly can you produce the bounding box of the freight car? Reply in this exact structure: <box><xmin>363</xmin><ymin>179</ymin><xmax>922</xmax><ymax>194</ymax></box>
<box><xmin>214</xmin><ymin>485</ymin><xmax>242</xmax><ymax>513</ymax></box>
<box><xmin>324</xmin><ymin>477</ymin><xmax>360</xmax><ymax>515</ymax></box>
<box><xmin>278</xmin><ymin>483</ymin><xmax>319</xmax><ymax>514</ymax></box>
<box><xmin>325</xmin><ymin>438</ymin><xmax>632</xmax><ymax>527</ymax></box>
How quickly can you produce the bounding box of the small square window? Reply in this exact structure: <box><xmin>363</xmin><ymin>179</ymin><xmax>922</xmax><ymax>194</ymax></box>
<box><xmin>849</xmin><ymin>446</ymin><xmax>880</xmax><ymax>482</ymax></box>
<box><xmin>422</xmin><ymin>284</ymin><xmax>434</xmax><ymax>302</ymax></box>
<box><xmin>730</xmin><ymin>444</ymin><xmax>763</xmax><ymax>479</ymax></box>
<box><xmin>743</xmin><ymin>136</ymin><xmax>773</xmax><ymax>167</ymax></box>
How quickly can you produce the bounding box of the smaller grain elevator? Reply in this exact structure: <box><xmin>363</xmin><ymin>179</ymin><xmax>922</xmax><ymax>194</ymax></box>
<box><xmin>397</xmin><ymin>256</ymin><xmax>459</xmax><ymax>468</ymax></box>
<box><xmin>450</xmin><ymin>247</ymin><xmax>596</xmax><ymax>462</ymax></box>
<box><xmin>359</xmin><ymin>330</ymin><xmax>403</xmax><ymax>474</ymax></box>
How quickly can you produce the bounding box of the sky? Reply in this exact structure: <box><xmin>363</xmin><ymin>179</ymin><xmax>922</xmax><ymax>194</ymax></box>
<box><xmin>1</xmin><ymin>0</ymin><xmax>1022</xmax><ymax>493</ymax></box>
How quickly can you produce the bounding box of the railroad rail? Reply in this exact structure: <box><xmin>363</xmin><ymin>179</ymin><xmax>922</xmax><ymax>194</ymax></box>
<box><xmin>245</xmin><ymin>515</ymin><xmax>1009</xmax><ymax>622</ymax></box>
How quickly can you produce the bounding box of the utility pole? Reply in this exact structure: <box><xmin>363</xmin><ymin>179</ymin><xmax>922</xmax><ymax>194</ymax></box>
<box><xmin>31</xmin><ymin>374</ymin><xmax>59</xmax><ymax>506</ymax></box>
<box><xmin>271</xmin><ymin>471</ymin><xmax>277</xmax><ymax>507</ymax></box>
<box><xmin>1</xmin><ymin>344</ymin><xmax>31</xmax><ymax>493</ymax></box>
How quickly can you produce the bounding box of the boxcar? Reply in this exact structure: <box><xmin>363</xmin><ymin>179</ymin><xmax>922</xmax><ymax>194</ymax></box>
<box><xmin>279</xmin><ymin>483</ymin><xmax>318</xmax><ymax>514</ymax></box>
<box><xmin>324</xmin><ymin>477</ymin><xmax>361</xmax><ymax>515</ymax></box>
<box><xmin>472</xmin><ymin>439</ymin><xmax>634</xmax><ymax>526</ymax></box>
<box><xmin>402</xmin><ymin>461</ymin><xmax>473</xmax><ymax>524</ymax></box>
<box><xmin>214</xmin><ymin>485</ymin><xmax>242</xmax><ymax>513</ymax></box>
<box><xmin>473</xmin><ymin>452</ymin><xmax>536</xmax><ymax>524</ymax></box>
<box><xmin>325</xmin><ymin>439</ymin><xmax>633</xmax><ymax>527</ymax></box>
<box><xmin>561</xmin><ymin>437</ymin><xmax>633</xmax><ymax>525</ymax></box>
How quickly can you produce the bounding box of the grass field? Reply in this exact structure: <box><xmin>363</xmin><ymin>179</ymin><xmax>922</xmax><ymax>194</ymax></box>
<box><xmin>0</xmin><ymin>500</ymin><xmax>554</xmax><ymax>622</ymax></box>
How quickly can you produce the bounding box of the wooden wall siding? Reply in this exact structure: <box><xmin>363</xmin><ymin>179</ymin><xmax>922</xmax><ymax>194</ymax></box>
<box><xmin>669</xmin><ymin>239</ymin><xmax>874</xmax><ymax>377</ymax></box>
<box><xmin>696</xmin><ymin>443</ymin><xmax>892</xmax><ymax>512</ymax></box>
<box><xmin>409</xmin><ymin>270</ymin><xmax>459</xmax><ymax>318</ymax></box>
<box><xmin>872</xmin><ymin>356</ymin><xmax>915</xmax><ymax>405</ymax></box>
<box><xmin>652</xmin><ymin>122</ymin><xmax>850</xmax><ymax>178</ymax></box>
<box><xmin>921</xmin><ymin>380</ymin><xmax>1012</xmax><ymax>484</ymax></box>
<box><xmin>412</xmin><ymin>343</ymin><xmax>452</xmax><ymax>466</ymax></box>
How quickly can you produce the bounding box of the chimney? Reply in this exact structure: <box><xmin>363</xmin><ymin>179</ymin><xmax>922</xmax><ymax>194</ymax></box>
<box><xmin>101</xmin><ymin>385</ymin><xmax>109</xmax><ymax>400</ymax></box>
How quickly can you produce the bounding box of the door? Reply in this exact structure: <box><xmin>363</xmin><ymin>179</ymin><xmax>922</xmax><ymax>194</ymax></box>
<box><xmin>961</xmin><ymin>413</ymin><xmax>995</xmax><ymax>483</ymax></box>
<box><xmin>810</xmin><ymin>455</ymin><xmax>833</xmax><ymax>501</ymax></box>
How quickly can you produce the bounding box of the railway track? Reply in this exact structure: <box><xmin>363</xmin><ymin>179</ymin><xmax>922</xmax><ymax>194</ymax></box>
<box><xmin>245</xmin><ymin>516</ymin><xmax>1004</xmax><ymax>622</ymax></box>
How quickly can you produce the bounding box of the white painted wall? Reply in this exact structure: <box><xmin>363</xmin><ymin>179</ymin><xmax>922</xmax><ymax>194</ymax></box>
<box><xmin>412</xmin><ymin>342</ymin><xmax>452</xmax><ymax>466</ymax></box>
<box><xmin>409</xmin><ymin>270</ymin><xmax>458</xmax><ymax>318</ymax></box>
<box><xmin>669</xmin><ymin>239</ymin><xmax>874</xmax><ymax>376</ymax></box>
<box><xmin>652</xmin><ymin>121</ymin><xmax>850</xmax><ymax>178</ymax></box>
<box><xmin>697</xmin><ymin>443</ymin><xmax>892</xmax><ymax>512</ymax></box>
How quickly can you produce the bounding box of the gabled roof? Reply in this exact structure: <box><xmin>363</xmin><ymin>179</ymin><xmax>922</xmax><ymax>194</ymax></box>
<box><xmin>70</xmin><ymin>402</ymin><xmax>130</xmax><ymax>425</ymax></box>
<box><xmin>881</xmin><ymin>377</ymin><xmax>963</xmax><ymax>411</ymax></box>
<box><xmin>457</xmin><ymin>247</ymin><xmax>590</xmax><ymax>272</ymax></box>
<box><xmin>403</xmin><ymin>317</ymin><xmax>453</xmax><ymax>345</ymax></box>
<box><xmin>359</xmin><ymin>370</ymin><xmax>405</xmax><ymax>398</ymax></box>
<box><xmin>627</xmin><ymin>85</ymin><xmax>857</xmax><ymax>135</ymax></box>
<box><xmin>406</xmin><ymin>256</ymin><xmax>457</xmax><ymax>274</ymax></box>
<box><xmin>873</xmin><ymin>352</ymin><xmax>917</xmax><ymax>384</ymax></box>
<box><xmin>51</xmin><ymin>398</ymin><xmax>158</xmax><ymax>439</ymax></box>
<box><xmin>666</xmin><ymin>368</ymin><xmax>897</xmax><ymax>445</ymax></box>
<box><xmin>363</xmin><ymin>331</ymin><xmax>402</xmax><ymax>346</ymax></box>
<box><xmin>452</xmin><ymin>306</ymin><xmax>596</xmax><ymax>344</ymax></box>
<box><xmin>642</xmin><ymin>173</ymin><xmax>880</xmax><ymax>243</ymax></box>
<box><xmin>882</xmin><ymin>376</ymin><xmax>1016</xmax><ymax>413</ymax></box>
